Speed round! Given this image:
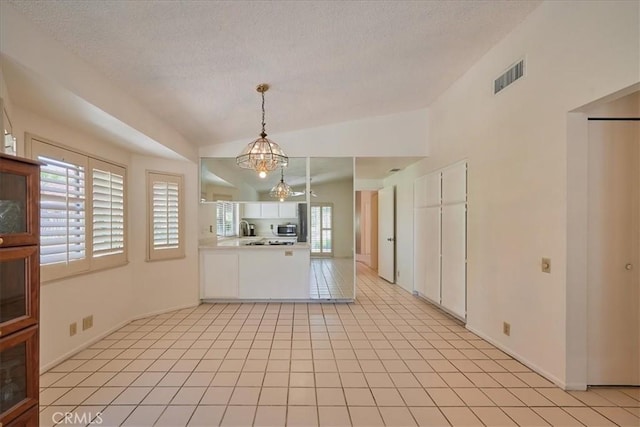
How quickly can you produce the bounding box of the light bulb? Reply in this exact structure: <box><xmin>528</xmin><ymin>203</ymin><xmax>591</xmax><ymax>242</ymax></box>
<box><xmin>279</xmin><ymin>198</ymin><xmax>284</xmax><ymax>202</ymax></box>
<box><xmin>258</xmin><ymin>171</ymin><xmax>267</xmax><ymax>178</ymax></box>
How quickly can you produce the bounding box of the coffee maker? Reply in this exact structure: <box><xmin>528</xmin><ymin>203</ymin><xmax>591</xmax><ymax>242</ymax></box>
<box><xmin>249</xmin><ymin>224</ymin><xmax>256</xmax><ymax>236</ymax></box>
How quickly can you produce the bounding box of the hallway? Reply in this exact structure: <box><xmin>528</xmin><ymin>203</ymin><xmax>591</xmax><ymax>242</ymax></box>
<box><xmin>38</xmin><ymin>263</ymin><xmax>639</xmax><ymax>426</ymax></box>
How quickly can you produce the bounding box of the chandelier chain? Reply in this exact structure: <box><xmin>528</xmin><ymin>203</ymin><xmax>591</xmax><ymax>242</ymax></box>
<box><xmin>261</xmin><ymin>90</ymin><xmax>266</xmax><ymax>138</ymax></box>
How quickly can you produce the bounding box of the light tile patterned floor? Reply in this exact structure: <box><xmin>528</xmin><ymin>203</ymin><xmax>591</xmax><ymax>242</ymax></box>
<box><xmin>39</xmin><ymin>263</ymin><xmax>640</xmax><ymax>426</ymax></box>
<box><xmin>309</xmin><ymin>258</ymin><xmax>354</xmax><ymax>300</ymax></box>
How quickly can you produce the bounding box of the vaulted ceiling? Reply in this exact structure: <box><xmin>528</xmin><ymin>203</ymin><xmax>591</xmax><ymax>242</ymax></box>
<box><xmin>5</xmin><ymin>0</ymin><xmax>540</xmax><ymax>147</ymax></box>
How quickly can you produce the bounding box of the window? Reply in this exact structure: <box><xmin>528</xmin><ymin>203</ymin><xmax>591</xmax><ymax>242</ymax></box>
<box><xmin>147</xmin><ymin>171</ymin><xmax>184</xmax><ymax>261</ymax></box>
<box><xmin>310</xmin><ymin>203</ymin><xmax>333</xmax><ymax>256</ymax></box>
<box><xmin>31</xmin><ymin>137</ymin><xmax>127</xmax><ymax>281</ymax></box>
<box><xmin>216</xmin><ymin>202</ymin><xmax>237</xmax><ymax>237</ymax></box>
<box><xmin>91</xmin><ymin>159</ymin><xmax>126</xmax><ymax>268</ymax></box>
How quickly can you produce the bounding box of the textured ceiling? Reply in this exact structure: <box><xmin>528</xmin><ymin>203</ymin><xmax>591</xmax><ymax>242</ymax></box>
<box><xmin>7</xmin><ymin>0</ymin><xmax>540</xmax><ymax>147</ymax></box>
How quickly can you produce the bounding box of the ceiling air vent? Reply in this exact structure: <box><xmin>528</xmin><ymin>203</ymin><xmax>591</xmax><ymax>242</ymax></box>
<box><xmin>494</xmin><ymin>59</ymin><xmax>524</xmax><ymax>94</ymax></box>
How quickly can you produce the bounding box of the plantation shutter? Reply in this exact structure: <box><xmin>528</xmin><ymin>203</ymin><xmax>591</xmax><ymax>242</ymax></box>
<box><xmin>147</xmin><ymin>172</ymin><xmax>184</xmax><ymax>260</ymax></box>
<box><xmin>32</xmin><ymin>139</ymin><xmax>91</xmax><ymax>279</ymax></box>
<box><xmin>91</xmin><ymin>160</ymin><xmax>125</xmax><ymax>260</ymax></box>
<box><xmin>216</xmin><ymin>201</ymin><xmax>235</xmax><ymax>237</ymax></box>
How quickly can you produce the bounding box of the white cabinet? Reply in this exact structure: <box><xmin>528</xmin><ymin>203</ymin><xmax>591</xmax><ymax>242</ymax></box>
<box><xmin>441</xmin><ymin>204</ymin><xmax>466</xmax><ymax>318</ymax></box>
<box><xmin>413</xmin><ymin>162</ymin><xmax>467</xmax><ymax>321</ymax></box>
<box><xmin>278</xmin><ymin>202</ymin><xmax>298</xmax><ymax>218</ymax></box>
<box><xmin>241</xmin><ymin>202</ymin><xmax>297</xmax><ymax>219</ymax></box>
<box><xmin>243</xmin><ymin>203</ymin><xmax>262</xmax><ymax>218</ymax></box>
<box><xmin>201</xmin><ymin>252</ymin><xmax>239</xmax><ymax>298</ymax></box>
<box><xmin>238</xmin><ymin>248</ymin><xmax>310</xmax><ymax>299</ymax></box>
<box><xmin>261</xmin><ymin>203</ymin><xmax>279</xmax><ymax>218</ymax></box>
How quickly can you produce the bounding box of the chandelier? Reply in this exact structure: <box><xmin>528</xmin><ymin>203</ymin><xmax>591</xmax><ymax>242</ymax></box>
<box><xmin>270</xmin><ymin>167</ymin><xmax>292</xmax><ymax>202</ymax></box>
<box><xmin>236</xmin><ymin>83</ymin><xmax>288</xmax><ymax>178</ymax></box>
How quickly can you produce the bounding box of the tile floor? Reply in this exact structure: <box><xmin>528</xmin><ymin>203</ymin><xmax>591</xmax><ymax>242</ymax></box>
<box><xmin>309</xmin><ymin>258</ymin><xmax>354</xmax><ymax>300</ymax></box>
<box><xmin>39</xmin><ymin>263</ymin><xmax>639</xmax><ymax>426</ymax></box>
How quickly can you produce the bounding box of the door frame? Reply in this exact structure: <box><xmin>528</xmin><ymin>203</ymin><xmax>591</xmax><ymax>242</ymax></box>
<box><xmin>566</xmin><ymin>83</ymin><xmax>640</xmax><ymax>390</ymax></box>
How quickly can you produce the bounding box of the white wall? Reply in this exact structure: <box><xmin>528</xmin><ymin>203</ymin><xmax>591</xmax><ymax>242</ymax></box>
<box><xmin>199</xmin><ymin>109</ymin><xmax>429</xmax><ymax>158</ymax></box>
<box><xmin>129</xmin><ymin>155</ymin><xmax>200</xmax><ymax>317</ymax></box>
<box><xmin>403</xmin><ymin>0</ymin><xmax>639</xmax><ymax>388</ymax></box>
<box><xmin>11</xmin><ymin>105</ymin><xmax>200</xmax><ymax>371</ymax></box>
<box><xmin>12</xmin><ymin>106</ymin><xmax>135</xmax><ymax>370</ymax></box>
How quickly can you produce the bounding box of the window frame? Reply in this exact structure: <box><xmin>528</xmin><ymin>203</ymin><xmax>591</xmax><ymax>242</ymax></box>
<box><xmin>146</xmin><ymin>171</ymin><xmax>185</xmax><ymax>261</ymax></box>
<box><xmin>28</xmin><ymin>135</ymin><xmax>128</xmax><ymax>282</ymax></box>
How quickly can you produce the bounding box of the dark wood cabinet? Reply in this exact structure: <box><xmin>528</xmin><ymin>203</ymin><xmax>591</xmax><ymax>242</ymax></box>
<box><xmin>0</xmin><ymin>154</ymin><xmax>40</xmax><ymax>426</ymax></box>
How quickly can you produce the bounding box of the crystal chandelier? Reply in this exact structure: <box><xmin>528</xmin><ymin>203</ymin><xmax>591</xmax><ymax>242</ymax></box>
<box><xmin>236</xmin><ymin>84</ymin><xmax>288</xmax><ymax>178</ymax></box>
<box><xmin>270</xmin><ymin>167</ymin><xmax>292</xmax><ymax>202</ymax></box>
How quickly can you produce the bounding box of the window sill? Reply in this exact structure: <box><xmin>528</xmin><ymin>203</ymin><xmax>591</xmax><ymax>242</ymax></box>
<box><xmin>41</xmin><ymin>261</ymin><xmax>130</xmax><ymax>285</ymax></box>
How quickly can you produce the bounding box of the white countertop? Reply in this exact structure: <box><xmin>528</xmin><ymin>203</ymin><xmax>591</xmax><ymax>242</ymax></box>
<box><xmin>200</xmin><ymin>237</ymin><xmax>309</xmax><ymax>250</ymax></box>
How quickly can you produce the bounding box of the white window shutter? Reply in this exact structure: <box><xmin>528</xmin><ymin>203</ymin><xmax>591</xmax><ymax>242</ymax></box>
<box><xmin>147</xmin><ymin>172</ymin><xmax>184</xmax><ymax>260</ymax></box>
<box><xmin>38</xmin><ymin>156</ymin><xmax>86</xmax><ymax>265</ymax></box>
<box><xmin>91</xmin><ymin>159</ymin><xmax>126</xmax><ymax>265</ymax></box>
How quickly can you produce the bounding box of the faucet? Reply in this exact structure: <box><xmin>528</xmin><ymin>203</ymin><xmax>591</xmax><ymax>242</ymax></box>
<box><xmin>239</xmin><ymin>220</ymin><xmax>249</xmax><ymax>237</ymax></box>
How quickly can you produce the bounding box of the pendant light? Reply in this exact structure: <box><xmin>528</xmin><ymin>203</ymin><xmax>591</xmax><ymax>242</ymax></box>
<box><xmin>236</xmin><ymin>83</ymin><xmax>288</xmax><ymax>178</ymax></box>
<box><xmin>270</xmin><ymin>167</ymin><xmax>292</xmax><ymax>202</ymax></box>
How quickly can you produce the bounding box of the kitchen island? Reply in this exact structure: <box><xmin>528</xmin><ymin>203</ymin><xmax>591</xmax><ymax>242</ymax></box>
<box><xmin>199</xmin><ymin>237</ymin><xmax>311</xmax><ymax>300</ymax></box>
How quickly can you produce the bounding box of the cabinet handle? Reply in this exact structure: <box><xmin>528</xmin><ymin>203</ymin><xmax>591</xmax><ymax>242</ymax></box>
<box><xmin>0</xmin><ymin>237</ymin><xmax>3</xmax><ymax>245</ymax></box>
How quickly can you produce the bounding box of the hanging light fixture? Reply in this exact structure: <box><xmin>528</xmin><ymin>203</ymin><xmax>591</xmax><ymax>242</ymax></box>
<box><xmin>236</xmin><ymin>83</ymin><xmax>288</xmax><ymax>178</ymax></box>
<box><xmin>270</xmin><ymin>167</ymin><xmax>292</xmax><ymax>202</ymax></box>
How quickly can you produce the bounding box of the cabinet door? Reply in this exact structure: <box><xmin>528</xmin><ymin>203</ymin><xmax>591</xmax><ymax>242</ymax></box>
<box><xmin>441</xmin><ymin>204</ymin><xmax>466</xmax><ymax>320</ymax></box>
<box><xmin>414</xmin><ymin>175</ymin><xmax>428</xmax><ymax>208</ymax></box>
<box><xmin>201</xmin><ymin>252</ymin><xmax>239</xmax><ymax>298</ymax></box>
<box><xmin>424</xmin><ymin>207</ymin><xmax>441</xmax><ymax>303</ymax></box>
<box><xmin>261</xmin><ymin>203</ymin><xmax>279</xmax><ymax>218</ymax></box>
<box><xmin>0</xmin><ymin>246</ymin><xmax>38</xmax><ymax>337</ymax></box>
<box><xmin>0</xmin><ymin>159</ymin><xmax>39</xmax><ymax>247</ymax></box>
<box><xmin>278</xmin><ymin>203</ymin><xmax>297</xmax><ymax>218</ymax></box>
<box><xmin>442</xmin><ymin>163</ymin><xmax>467</xmax><ymax>205</ymax></box>
<box><xmin>425</xmin><ymin>172</ymin><xmax>441</xmax><ymax>208</ymax></box>
<box><xmin>0</xmin><ymin>326</ymin><xmax>38</xmax><ymax>426</ymax></box>
<box><xmin>242</xmin><ymin>203</ymin><xmax>262</xmax><ymax>218</ymax></box>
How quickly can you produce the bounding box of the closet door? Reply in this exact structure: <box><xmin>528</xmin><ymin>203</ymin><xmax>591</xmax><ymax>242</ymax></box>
<box><xmin>413</xmin><ymin>208</ymin><xmax>427</xmax><ymax>296</ymax></box>
<box><xmin>424</xmin><ymin>207</ymin><xmax>441</xmax><ymax>303</ymax></box>
<box><xmin>441</xmin><ymin>203</ymin><xmax>466</xmax><ymax>319</ymax></box>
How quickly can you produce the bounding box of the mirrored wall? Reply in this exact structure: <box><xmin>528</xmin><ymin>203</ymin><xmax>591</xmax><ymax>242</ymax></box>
<box><xmin>200</xmin><ymin>157</ymin><xmax>355</xmax><ymax>300</ymax></box>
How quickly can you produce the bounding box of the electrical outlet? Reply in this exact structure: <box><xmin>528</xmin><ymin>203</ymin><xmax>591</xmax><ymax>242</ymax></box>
<box><xmin>503</xmin><ymin>322</ymin><xmax>511</xmax><ymax>336</ymax></box>
<box><xmin>69</xmin><ymin>322</ymin><xmax>77</xmax><ymax>336</ymax></box>
<box><xmin>82</xmin><ymin>315</ymin><xmax>93</xmax><ymax>331</ymax></box>
<box><xmin>270</xmin><ymin>224</ymin><xmax>274</xmax><ymax>229</ymax></box>
<box><xmin>541</xmin><ymin>257</ymin><xmax>551</xmax><ymax>273</ymax></box>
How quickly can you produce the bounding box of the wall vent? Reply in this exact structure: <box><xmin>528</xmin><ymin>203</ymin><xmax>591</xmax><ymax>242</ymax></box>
<box><xmin>494</xmin><ymin>59</ymin><xmax>524</xmax><ymax>94</ymax></box>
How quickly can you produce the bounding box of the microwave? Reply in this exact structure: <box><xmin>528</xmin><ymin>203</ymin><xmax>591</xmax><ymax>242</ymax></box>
<box><xmin>277</xmin><ymin>224</ymin><xmax>297</xmax><ymax>236</ymax></box>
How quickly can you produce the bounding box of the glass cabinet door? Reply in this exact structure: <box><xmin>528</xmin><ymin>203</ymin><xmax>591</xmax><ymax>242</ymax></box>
<box><xmin>0</xmin><ymin>326</ymin><xmax>38</xmax><ymax>425</ymax></box>
<box><xmin>0</xmin><ymin>158</ymin><xmax>39</xmax><ymax>247</ymax></box>
<box><xmin>0</xmin><ymin>247</ymin><xmax>38</xmax><ymax>337</ymax></box>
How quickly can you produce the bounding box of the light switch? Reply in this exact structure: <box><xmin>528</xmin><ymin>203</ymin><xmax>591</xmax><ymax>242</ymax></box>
<box><xmin>541</xmin><ymin>257</ymin><xmax>551</xmax><ymax>273</ymax></box>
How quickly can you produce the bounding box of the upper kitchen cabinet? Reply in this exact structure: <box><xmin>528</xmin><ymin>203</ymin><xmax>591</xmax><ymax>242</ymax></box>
<box><xmin>240</xmin><ymin>202</ymin><xmax>297</xmax><ymax>219</ymax></box>
<box><xmin>0</xmin><ymin>154</ymin><xmax>40</xmax><ymax>247</ymax></box>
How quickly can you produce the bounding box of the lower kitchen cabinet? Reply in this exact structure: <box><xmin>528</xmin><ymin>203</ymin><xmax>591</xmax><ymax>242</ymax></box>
<box><xmin>200</xmin><ymin>252</ymin><xmax>239</xmax><ymax>298</ymax></box>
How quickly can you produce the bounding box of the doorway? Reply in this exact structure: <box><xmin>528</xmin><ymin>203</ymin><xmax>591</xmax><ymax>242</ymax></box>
<box><xmin>355</xmin><ymin>190</ymin><xmax>378</xmax><ymax>270</ymax></box>
<box><xmin>586</xmin><ymin>93</ymin><xmax>639</xmax><ymax>386</ymax></box>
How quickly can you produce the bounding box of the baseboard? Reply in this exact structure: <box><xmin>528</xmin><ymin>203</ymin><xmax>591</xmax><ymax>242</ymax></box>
<box><xmin>130</xmin><ymin>301</ymin><xmax>199</xmax><ymax>322</ymax></box>
<box><xmin>40</xmin><ymin>301</ymin><xmax>200</xmax><ymax>374</ymax></box>
<box><xmin>40</xmin><ymin>317</ymin><xmax>132</xmax><ymax>374</ymax></box>
<box><xmin>465</xmin><ymin>324</ymin><xmax>568</xmax><ymax>390</ymax></box>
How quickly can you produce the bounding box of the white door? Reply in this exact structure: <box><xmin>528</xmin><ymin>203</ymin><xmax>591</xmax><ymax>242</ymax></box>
<box><xmin>378</xmin><ymin>186</ymin><xmax>395</xmax><ymax>283</ymax></box>
<box><xmin>587</xmin><ymin>120</ymin><xmax>639</xmax><ymax>385</ymax></box>
<box><xmin>441</xmin><ymin>204</ymin><xmax>466</xmax><ymax>319</ymax></box>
